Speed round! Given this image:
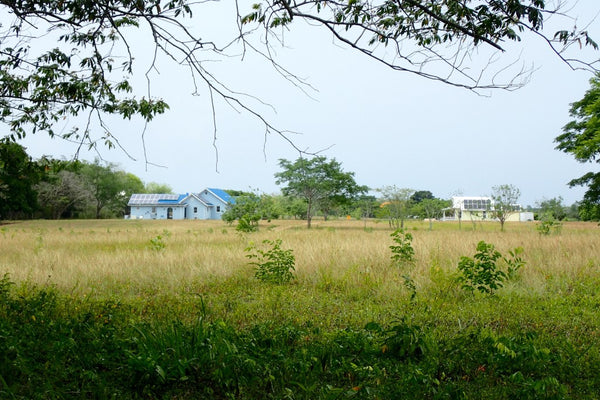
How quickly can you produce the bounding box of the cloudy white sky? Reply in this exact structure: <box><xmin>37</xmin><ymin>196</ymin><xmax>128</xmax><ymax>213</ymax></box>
<box><xmin>16</xmin><ymin>0</ymin><xmax>600</xmax><ymax>207</ymax></box>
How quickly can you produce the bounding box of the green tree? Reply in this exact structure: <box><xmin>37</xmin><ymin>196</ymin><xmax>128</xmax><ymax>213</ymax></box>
<box><xmin>222</xmin><ymin>192</ymin><xmax>281</xmax><ymax>232</ymax></box>
<box><xmin>115</xmin><ymin>172</ymin><xmax>146</xmax><ymax>217</ymax></box>
<box><xmin>144</xmin><ymin>182</ymin><xmax>174</xmax><ymax>194</ymax></box>
<box><xmin>555</xmin><ymin>73</ymin><xmax>600</xmax><ymax>221</ymax></box>
<box><xmin>536</xmin><ymin>197</ymin><xmax>567</xmax><ymax>221</ymax></box>
<box><xmin>0</xmin><ymin>1</ymin><xmax>596</xmax><ymax>151</ymax></box>
<box><xmin>491</xmin><ymin>184</ymin><xmax>521</xmax><ymax>231</ymax></box>
<box><xmin>0</xmin><ymin>140</ymin><xmax>41</xmax><ymax>220</ymax></box>
<box><xmin>80</xmin><ymin>160</ymin><xmax>143</xmax><ymax>218</ymax></box>
<box><xmin>411</xmin><ymin>190</ymin><xmax>434</xmax><ymax>204</ymax></box>
<box><xmin>275</xmin><ymin>157</ymin><xmax>366</xmax><ymax>228</ymax></box>
<box><xmin>377</xmin><ymin>186</ymin><xmax>415</xmax><ymax>230</ymax></box>
<box><xmin>277</xmin><ymin>195</ymin><xmax>308</xmax><ymax>220</ymax></box>
<box><xmin>415</xmin><ymin>198</ymin><xmax>452</xmax><ymax>231</ymax></box>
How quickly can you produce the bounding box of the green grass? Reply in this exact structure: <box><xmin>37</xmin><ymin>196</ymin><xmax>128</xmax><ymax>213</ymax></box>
<box><xmin>0</xmin><ymin>219</ymin><xmax>599</xmax><ymax>398</ymax></box>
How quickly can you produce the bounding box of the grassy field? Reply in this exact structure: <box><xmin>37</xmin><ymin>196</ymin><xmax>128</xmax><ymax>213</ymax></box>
<box><xmin>1</xmin><ymin>218</ymin><xmax>599</xmax><ymax>398</ymax></box>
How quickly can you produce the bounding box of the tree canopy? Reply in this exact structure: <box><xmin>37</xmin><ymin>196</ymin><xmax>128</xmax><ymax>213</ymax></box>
<box><xmin>275</xmin><ymin>156</ymin><xmax>366</xmax><ymax>228</ymax></box>
<box><xmin>0</xmin><ymin>140</ymin><xmax>41</xmax><ymax>219</ymax></box>
<box><xmin>1</xmin><ymin>0</ymin><xmax>598</xmax><ymax>154</ymax></box>
<box><xmin>555</xmin><ymin>73</ymin><xmax>600</xmax><ymax>221</ymax></box>
<box><xmin>0</xmin><ymin>143</ymin><xmax>170</xmax><ymax>220</ymax></box>
<box><xmin>491</xmin><ymin>184</ymin><xmax>521</xmax><ymax>231</ymax></box>
<box><xmin>376</xmin><ymin>186</ymin><xmax>415</xmax><ymax>229</ymax></box>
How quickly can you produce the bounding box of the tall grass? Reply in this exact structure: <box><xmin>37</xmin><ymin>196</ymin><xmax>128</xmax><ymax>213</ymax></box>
<box><xmin>1</xmin><ymin>218</ymin><xmax>598</xmax><ymax>327</ymax></box>
<box><xmin>1</xmin><ymin>218</ymin><xmax>600</xmax><ymax>398</ymax></box>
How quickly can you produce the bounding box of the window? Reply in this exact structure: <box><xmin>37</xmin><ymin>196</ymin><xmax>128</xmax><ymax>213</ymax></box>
<box><xmin>193</xmin><ymin>207</ymin><xmax>197</xmax><ymax>213</ymax></box>
<box><xmin>216</xmin><ymin>206</ymin><xmax>221</xmax><ymax>212</ymax></box>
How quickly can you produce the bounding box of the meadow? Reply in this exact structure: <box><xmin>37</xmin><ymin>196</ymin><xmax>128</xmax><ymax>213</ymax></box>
<box><xmin>1</xmin><ymin>218</ymin><xmax>599</xmax><ymax>398</ymax></box>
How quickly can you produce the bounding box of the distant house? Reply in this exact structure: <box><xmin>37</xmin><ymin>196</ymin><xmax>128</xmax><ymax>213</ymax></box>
<box><xmin>127</xmin><ymin>188</ymin><xmax>234</xmax><ymax>220</ymax></box>
<box><xmin>441</xmin><ymin>196</ymin><xmax>534</xmax><ymax>222</ymax></box>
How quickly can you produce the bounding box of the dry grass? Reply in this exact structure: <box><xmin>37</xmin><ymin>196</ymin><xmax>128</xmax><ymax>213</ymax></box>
<box><xmin>1</xmin><ymin>218</ymin><xmax>598</xmax><ymax>303</ymax></box>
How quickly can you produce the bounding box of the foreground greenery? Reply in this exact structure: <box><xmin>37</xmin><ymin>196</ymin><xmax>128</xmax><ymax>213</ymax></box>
<box><xmin>1</xmin><ymin>219</ymin><xmax>599</xmax><ymax>398</ymax></box>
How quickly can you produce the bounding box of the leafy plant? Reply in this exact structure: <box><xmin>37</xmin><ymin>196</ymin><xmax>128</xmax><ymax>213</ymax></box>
<box><xmin>402</xmin><ymin>274</ymin><xmax>417</xmax><ymax>301</ymax></box>
<box><xmin>390</xmin><ymin>229</ymin><xmax>415</xmax><ymax>265</ymax></box>
<box><xmin>537</xmin><ymin>217</ymin><xmax>563</xmax><ymax>236</ymax></box>
<box><xmin>148</xmin><ymin>235</ymin><xmax>166</xmax><ymax>252</ymax></box>
<box><xmin>458</xmin><ymin>241</ymin><xmax>526</xmax><ymax>294</ymax></box>
<box><xmin>384</xmin><ymin>322</ymin><xmax>429</xmax><ymax>361</ymax></box>
<box><xmin>246</xmin><ymin>239</ymin><xmax>295</xmax><ymax>284</ymax></box>
<box><xmin>504</xmin><ymin>246</ymin><xmax>526</xmax><ymax>279</ymax></box>
<box><xmin>236</xmin><ymin>215</ymin><xmax>259</xmax><ymax>233</ymax></box>
<box><xmin>458</xmin><ymin>241</ymin><xmax>504</xmax><ymax>294</ymax></box>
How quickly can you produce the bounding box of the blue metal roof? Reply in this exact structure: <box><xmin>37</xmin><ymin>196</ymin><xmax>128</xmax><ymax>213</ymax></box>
<box><xmin>129</xmin><ymin>190</ymin><xmax>234</xmax><ymax>206</ymax></box>
<box><xmin>207</xmin><ymin>188</ymin><xmax>235</xmax><ymax>204</ymax></box>
<box><xmin>158</xmin><ymin>194</ymin><xmax>187</xmax><ymax>204</ymax></box>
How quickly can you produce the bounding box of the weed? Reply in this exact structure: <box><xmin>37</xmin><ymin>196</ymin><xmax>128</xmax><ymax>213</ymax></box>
<box><xmin>246</xmin><ymin>239</ymin><xmax>295</xmax><ymax>284</ymax></box>
<box><xmin>148</xmin><ymin>235</ymin><xmax>166</xmax><ymax>252</ymax></box>
<box><xmin>236</xmin><ymin>216</ymin><xmax>259</xmax><ymax>233</ymax></box>
<box><xmin>381</xmin><ymin>319</ymin><xmax>429</xmax><ymax>361</ymax></box>
<box><xmin>537</xmin><ymin>218</ymin><xmax>563</xmax><ymax>236</ymax></box>
<box><xmin>458</xmin><ymin>241</ymin><xmax>527</xmax><ymax>294</ymax></box>
<box><xmin>505</xmin><ymin>247</ymin><xmax>526</xmax><ymax>279</ymax></box>
<box><xmin>457</xmin><ymin>241</ymin><xmax>504</xmax><ymax>294</ymax></box>
<box><xmin>402</xmin><ymin>274</ymin><xmax>417</xmax><ymax>301</ymax></box>
<box><xmin>390</xmin><ymin>229</ymin><xmax>415</xmax><ymax>265</ymax></box>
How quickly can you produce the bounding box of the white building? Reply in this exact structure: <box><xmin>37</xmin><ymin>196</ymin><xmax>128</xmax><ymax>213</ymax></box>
<box><xmin>127</xmin><ymin>188</ymin><xmax>234</xmax><ymax>220</ymax></box>
<box><xmin>442</xmin><ymin>196</ymin><xmax>533</xmax><ymax>222</ymax></box>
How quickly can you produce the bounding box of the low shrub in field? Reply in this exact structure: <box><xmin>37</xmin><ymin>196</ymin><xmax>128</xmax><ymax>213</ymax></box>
<box><xmin>537</xmin><ymin>217</ymin><xmax>563</xmax><ymax>236</ymax></box>
<box><xmin>389</xmin><ymin>229</ymin><xmax>415</xmax><ymax>265</ymax></box>
<box><xmin>457</xmin><ymin>241</ymin><xmax>526</xmax><ymax>294</ymax></box>
<box><xmin>245</xmin><ymin>239</ymin><xmax>296</xmax><ymax>284</ymax></box>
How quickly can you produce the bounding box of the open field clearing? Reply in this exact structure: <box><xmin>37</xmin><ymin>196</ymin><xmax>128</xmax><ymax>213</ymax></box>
<box><xmin>1</xmin><ymin>219</ymin><xmax>600</xmax><ymax>398</ymax></box>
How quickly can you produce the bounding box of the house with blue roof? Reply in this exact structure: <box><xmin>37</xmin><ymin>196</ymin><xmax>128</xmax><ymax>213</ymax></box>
<box><xmin>127</xmin><ymin>188</ymin><xmax>234</xmax><ymax>220</ymax></box>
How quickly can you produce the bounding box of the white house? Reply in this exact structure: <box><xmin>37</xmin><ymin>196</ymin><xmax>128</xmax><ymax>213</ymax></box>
<box><xmin>127</xmin><ymin>188</ymin><xmax>234</xmax><ymax>220</ymax></box>
<box><xmin>441</xmin><ymin>196</ymin><xmax>534</xmax><ymax>222</ymax></box>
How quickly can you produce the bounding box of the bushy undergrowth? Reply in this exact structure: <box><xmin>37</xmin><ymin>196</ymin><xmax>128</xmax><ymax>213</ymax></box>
<box><xmin>457</xmin><ymin>241</ymin><xmax>526</xmax><ymax>294</ymax></box>
<box><xmin>246</xmin><ymin>239</ymin><xmax>296</xmax><ymax>284</ymax></box>
<box><xmin>1</xmin><ymin>275</ymin><xmax>600</xmax><ymax>399</ymax></box>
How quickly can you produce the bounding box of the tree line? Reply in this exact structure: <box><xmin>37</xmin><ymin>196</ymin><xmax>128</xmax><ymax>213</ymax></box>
<box><xmin>0</xmin><ymin>141</ymin><xmax>591</xmax><ymax>224</ymax></box>
<box><xmin>0</xmin><ymin>140</ymin><xmax>172</xmax><ymax>220</ymax></box>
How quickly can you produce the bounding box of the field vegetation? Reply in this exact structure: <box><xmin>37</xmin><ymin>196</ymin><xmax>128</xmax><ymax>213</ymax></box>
<box><xmin>1</xmin><ymin>218</ymin><xmax>599</xmax><ymax>398</ymax></box>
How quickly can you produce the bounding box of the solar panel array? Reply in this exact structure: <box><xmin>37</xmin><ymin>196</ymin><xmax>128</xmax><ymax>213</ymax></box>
<box><xmin>463</xmin><ymin>199</ymin><xmax>491</xmax><ymax>211</ymax></box>
<box><xmin>128</xmin><ymin>193</ymin><xmax>181</xmax><ymax>205</ymax></box>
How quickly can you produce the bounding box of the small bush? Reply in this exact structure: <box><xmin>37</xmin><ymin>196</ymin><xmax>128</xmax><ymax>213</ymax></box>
<box><xmin>390</xmin><ymin>229</ymin><xmax>415</xmax><ymax>265</ymax></box>
<box><xmin>505</xmin><ymin>246</ymin><xmax>526</xmax><ymax>279</ymax></box>
<box><xmin>246</xmin><ymin>239</ymin><xmax>295</xmax><ymax>284</ymax></box>
<box><xmin>537</xmin><ymin>218</ymin><xmax>563</xmax><ymax>236</ymax></box>
<box><xmin>148</xmin><ymin>235</ymin><xmax>166</xmax><ymax>252</ymax></box>
<box><xmin>236</xmin><ymin>216</ymin><xmax>259</xmax><ymax>233</ymax></box>
<box><xmin>458</xmin><ymin>241</ymin><xmax>526</xmax><ymax>294</ymax></box>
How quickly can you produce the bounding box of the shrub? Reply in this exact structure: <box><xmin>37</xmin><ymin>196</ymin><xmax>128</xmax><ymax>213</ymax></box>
<box><xmin>390</xmin><ymin>229</ymin><xmax>415</xmax><ymax>265</ymax></box>
<box><xmin>246</xmin><ymin>239</ymin><xmax>295</xmax><ymax>284</ymax></box>
<box><xmin>236</xmin><ymin>216</ymin><xmax>259</xmax><ymax>233</ymax></box>
<box><xmin>537</xmin><ymin>217</ymin><xmax>563</xmax><ymax>236</ymax></box>
<box><xmin>458</xmin><ymin>241</ymin><xmax>526</xmax><ymax>294</ymax></box>
<box><xmin>148</xmin><ymin>235</ymin><xmax>166</xmax><ymax>252</ymax></box>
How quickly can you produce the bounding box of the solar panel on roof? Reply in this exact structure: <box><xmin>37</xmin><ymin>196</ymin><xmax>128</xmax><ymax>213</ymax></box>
<box><xmin>128</xmin><ymin>193</ymin><xmax>181</xmax><ymax>205</ymax></box>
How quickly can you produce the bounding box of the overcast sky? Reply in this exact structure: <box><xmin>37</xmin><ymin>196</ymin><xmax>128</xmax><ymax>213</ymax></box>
<box><xmin>16</xmin><ymin>0</ymin><xmax>600</xmax><ymax>207</ymax></box>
